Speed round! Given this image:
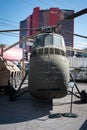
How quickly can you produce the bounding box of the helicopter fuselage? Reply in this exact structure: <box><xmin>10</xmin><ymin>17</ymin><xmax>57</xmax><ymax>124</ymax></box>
<box><xmin>28</xmin><ymin>33</ymin><xmax>70</xmax><ymax>99</ymax></box>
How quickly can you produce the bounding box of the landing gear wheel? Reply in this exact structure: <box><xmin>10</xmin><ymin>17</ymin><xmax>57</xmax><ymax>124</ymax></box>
<box><xmin>9</xmin><ymin>77</ymin><xmax>17</xmax><ymax>101</ymax></box>
<box><xmin>9</xmin><ymin>86</ymin><xmax>17</xmax><ymax>101</ymax></box>
<box><xmin>80</xmin><ymin>90</ymin><xmax>87</xmax><ymax>103</ymax></box>
<box><xmin>62</xmin><ymin>113</ymin><xmax>78</xmax><ymax>118</ymax></box>
<box><xmin>48</xmin><ymin>113</ymin><xmax>62</xmax><ymax>118</ymax></box>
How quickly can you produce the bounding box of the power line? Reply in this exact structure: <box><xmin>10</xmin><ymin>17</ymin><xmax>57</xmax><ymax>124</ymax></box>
<box><xmin>19</xmin><ymin>0</ymin><xmax>36</xmax><ymax>6</ymax></box>
<box><xmin>51</xmin><ymin>0</ymin><xmax>67</xmax><ymax>7</ymax></box>
<box><xmin>36</xmin><ymin>0</ymin><xmax>49</xmax><ymax>6</ymax></box>
<box><xmin>0</xmin><ymin>18</ymin><xmax>19</xmax><ymax>24</ymax></box>
<box><xmin>59</xmin><ymin>29</ymin><xmax>87</xmax><ymax>39</ymax></box>
<box><xmin>0</xmin><ymin>22</ymin><xmax>18</xmax><ymax>28</ymax></box>
<box><xmin>0</xmin><ymin>32</ymin><xmax>19</xmax><ymax>37</ymax></box>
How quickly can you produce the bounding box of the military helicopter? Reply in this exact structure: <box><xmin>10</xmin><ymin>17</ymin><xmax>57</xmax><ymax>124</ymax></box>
<box><xmin>0</xmin><ymin>8</ymin><xmax>87</xmax><ymax>102</ymax></box>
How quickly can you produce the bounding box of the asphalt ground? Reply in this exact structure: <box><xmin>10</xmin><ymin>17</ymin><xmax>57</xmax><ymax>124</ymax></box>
<box><xmin>0</xmin><ymin>83</ymin><xmax>87</xmax><ymax>130</ymax></box>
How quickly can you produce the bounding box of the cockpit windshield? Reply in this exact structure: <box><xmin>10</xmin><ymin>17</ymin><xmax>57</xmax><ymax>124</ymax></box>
<box><xmin>33</xmin><ymin>33</ymin><xmax>65</xmax><ymax>49</ymax></box>
<box><xmin>33</xmin><ymin>35</ymin><xmax>44</xmax><ymax>48</ymax></box>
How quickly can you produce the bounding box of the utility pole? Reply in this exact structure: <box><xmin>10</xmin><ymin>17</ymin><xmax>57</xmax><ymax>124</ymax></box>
<box><xmin>21</xmin><ymin>58</ymin><xmax>25</xmax><ymax>80</ymax></box>
<box><xmin>21</xmin><ymin>38</ymin><xmax>26</xmax><ymax>80</ymax></box>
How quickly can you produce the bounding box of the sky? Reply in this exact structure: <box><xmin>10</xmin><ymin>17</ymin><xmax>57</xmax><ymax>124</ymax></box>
<box><xmin>0</xmin><ymin>0</ymin><xmax>87</xmax><ymax>49</ymax></box>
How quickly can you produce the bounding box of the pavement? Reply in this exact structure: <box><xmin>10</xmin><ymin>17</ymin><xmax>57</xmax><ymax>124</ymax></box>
<box><xmin>0</xmin><ymin>83</ymin><xmax>87</xmax><ymax>130</ymax></box>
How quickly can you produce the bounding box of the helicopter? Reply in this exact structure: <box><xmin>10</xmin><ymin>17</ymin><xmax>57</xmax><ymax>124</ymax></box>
<box><xmin>0</xmin><ymin>8</ymin><xmax>87</xmax><ymax>102</ymax></box>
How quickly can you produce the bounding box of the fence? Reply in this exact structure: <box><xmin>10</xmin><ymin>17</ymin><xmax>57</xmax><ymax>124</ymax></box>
<box><xmin>68</xmin><ymin>57</ymin><xmax>87</xmax><ymax>68</ymax></box>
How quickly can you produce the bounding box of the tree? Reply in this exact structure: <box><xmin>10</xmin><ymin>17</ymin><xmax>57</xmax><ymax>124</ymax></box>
<box><xmin>0</xmin><ymin>43</ymin><xmax>5</xmax><ymax>48</ymax></box>
<box><xmin>0</xmin><ymin>43</ymin><xmax>5</xmax><ymax>57</ymax></box>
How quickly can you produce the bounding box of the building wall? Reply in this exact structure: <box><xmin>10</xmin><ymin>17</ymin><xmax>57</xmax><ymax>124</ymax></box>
<box><xmin>20</xmin><ymin>19</ymin><xmax>27</xmax><ymax>48</ymax></box>
<box><xmin>31</xmin><ymin>7</ymin><xmax>40</xmax><ymax>35</ymax></box>
<box><xmin>48</xmin><ymin>8</ymin><xmax>63</xmax><ymax>26</ymax></box>
<box><xmin>39</xmin><ymin>10</ymin><xmax>49</xmax><ymax>27</ymax></box>
<box><xmin>26</xmin><ymin>15</ymin><xmax>32</xmax><ymax>36</ymax></box>
<box><xmin>59</xmin><ymin>10</ymin><xmax>74</xmax><ymax>47</ymax></box>
<box><xmin>59</xmin><ymin>10</ymin><xmax>74</xmax><ymax>56</ymax></box>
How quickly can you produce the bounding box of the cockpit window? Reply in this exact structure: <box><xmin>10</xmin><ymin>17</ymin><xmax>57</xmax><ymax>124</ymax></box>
<box><xmin>54</xmin><ymin>35</ymin><xmax>63</xmax><ymax>47</ymax></box>
<box><xmin>33</xmin><ymin>35</ymin><xmax>44</xmax><ymax>49</ymax></box>
<box><xmin>45</xmin><ymin>35</ymin><xmax>53</xmax><ymax>46</ymax></box>
<box><xmin>33</xmin><ymin>33</ymin><xmax>65</xmax><ymax>49</ymax></box>
<box><xmin>45</xmin><ymin>34</ymin><xmax>64</xmax><ymax>47</ymax></box>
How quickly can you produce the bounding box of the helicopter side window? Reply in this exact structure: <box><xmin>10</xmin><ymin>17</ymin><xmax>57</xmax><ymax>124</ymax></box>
<box><xmin>45</xmin><ymin>35</ymin><xmax>53</xmax><ymax>46</ymax></box>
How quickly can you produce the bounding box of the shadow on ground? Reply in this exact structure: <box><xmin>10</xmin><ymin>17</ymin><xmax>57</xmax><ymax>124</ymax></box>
<box><xmin>79</xmin><ymin>120</ymin><xmax>87</xmax><ymax>130</ymax></box>
<box><xmin>0</xmin><ymin>91</ymin><xmax>52</xmax><ymax>124</ymax></box>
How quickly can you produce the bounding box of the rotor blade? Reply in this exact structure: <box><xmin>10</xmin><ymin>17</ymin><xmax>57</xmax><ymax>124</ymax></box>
<box><xmin>0</xmin><ymin>28</ymin><xmax>38</xmax><ymax>32</ymax></box>
<box><xmin>59</xmin><ymin>31</ymin><xmax>87</xmax><ymax>39</ymax></box>
<box><xmin>65</xmin><ymin>8</ymin><xmax>87</xmax><ymax>19</ymax></box>
<box><xmin>3</xmin><ymin>35</ymin><xmax>34</xmax><ymax>52</ymax></box>
<box><xmin>55</xmin><ymin>8</ymin><xmax>87</xmax><ymax>27</ymax></box>
<box><xmin>70</xmin><ymin>33</ymin><xmax>87</xmax><ymax>39</ymax></box>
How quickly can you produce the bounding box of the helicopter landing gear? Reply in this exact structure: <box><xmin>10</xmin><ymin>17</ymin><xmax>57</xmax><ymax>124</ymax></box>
<box><xmin>63</xmin><ymin>86</ymin><xmax>78</xmax><ymax>118</ymax></box>
<box><xmin>48</xmin><ymin>84</ymin><xmax>78</xmax><ymax>119</ymax></box>
<box><xmin>70</xmin><ymin>72</ymin><xmax>87</xmax><ymax>103</ymax></box>
<box><xmin>80</xmin><ymin>90</ymin><xmax>87</xmax><ymax>103</ymax></box>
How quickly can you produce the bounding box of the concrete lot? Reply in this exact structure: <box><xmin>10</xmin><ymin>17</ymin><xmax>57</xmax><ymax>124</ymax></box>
<box><xmin>0</xmin><ymin>83</ymin><xmax>87</xmax><ymax>130</ymax></box>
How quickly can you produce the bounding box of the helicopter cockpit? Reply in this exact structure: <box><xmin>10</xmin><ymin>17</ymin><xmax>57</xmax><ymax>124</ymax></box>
<box><xmin>32</xmin><ymin>33</ymin><xmax>66</xmax><ymax>51</ymax></box>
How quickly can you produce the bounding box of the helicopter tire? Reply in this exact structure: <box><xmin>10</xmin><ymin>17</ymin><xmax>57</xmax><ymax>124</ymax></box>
<box><xmin>9</xmin><ymin>77</ymin><xmax>16</xmax><ymax>101</ymax></box>
<box><xmin>9</xmin><ymin>85</ymin><xmax>17</xmax><ymax>101</ymax></box>
<box><xmin>80</xmin><ymin>90</ymin><xmax>87</xmax><ymax>103</ymax></box>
